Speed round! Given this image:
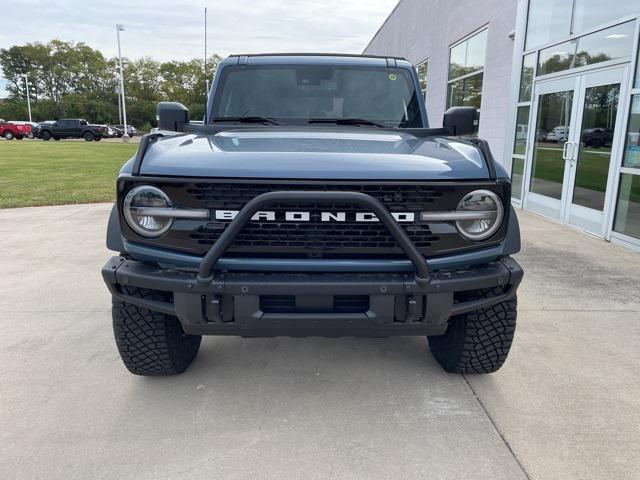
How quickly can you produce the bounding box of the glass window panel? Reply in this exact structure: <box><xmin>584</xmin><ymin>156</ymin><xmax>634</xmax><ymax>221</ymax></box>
<box><xmin>511</xmin><ymin>157</ymin><xmax>525</xmax><ymax>201</ymax></box>
<box><xmin>449</xmin><ymin>43</ymin><xmax>466</xmax><ymax>79</ymax></box>
<box><xmin>447</xmin><ymin>73</ymin><xmax>484</xmax><ymax>109</ymax></box>
<box><xmin>623</xmin><ymin>95</ymin><xmax>640</xmax><ymax>168</ymax></box>
<box><xmin>614</xmin><ymin>173</ymin><xmax>640</xmax><ymax>240</ymax></box>
<box><xmin>448</xmin><ymin>30</ymin><xmax>487</xmax><ymax>80</ymax></box>
<box><xmin>573</xmin><ymin>0</ymin><xmax>638</xmax><ymax>33</ymax></box>
<box><xmin>417</xmin><ymin>62</ymin><xmax>428</xmax><ymax>99</ymax></box>
<box><xmin>519</xmin><ymin>53</ymin><xmax>536</xmax><ymax>102</ymax></box>
<box><xmin>525</xmin><ymin>0</ymin><xmax>573</xmax><ymax>49</ymax></box>
<box><xmin>574</xmin><ymin>21</ymin><xmax>635</xmax><ymax>67</ymax></box>
<box><xmin>514</xmin><ymin>106</ymin><xmax>530</xmax><ymax>155</ymax></box>
<box><xmin>466</xmin><ymin>29</ymin><xmax>487</xmax><ymax>72</ymax></box>
<box><xmin>538</xmin><ymin>22</ymin><xmax>635</xmax><ymax>76</ymax></box>
<box><xmin>530</xmin><ymin>90</ymin><xmax>573</xmax><ymax>199</ymax></box>
<box><xmin>573</xmin><ymin>83</ymin><xmax>620</xmax><ymax>211</ymax></box>
<box><xmin>538</xmin><ymin>39</ymin><xmax>576</xmax><ymax>76</ymax></box>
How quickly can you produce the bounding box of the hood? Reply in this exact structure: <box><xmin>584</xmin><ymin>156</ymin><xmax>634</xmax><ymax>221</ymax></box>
<box><xmin>133</xmin><ymin>127</ymin><xmax>490</xmax><ymax>180</ymax></box>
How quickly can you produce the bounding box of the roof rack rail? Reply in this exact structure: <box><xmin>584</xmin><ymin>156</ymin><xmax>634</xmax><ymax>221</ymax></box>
<box><xmin>227</xmin><ymin>52</ymin><xmax>408</xmax><ymax>61</ymax></box>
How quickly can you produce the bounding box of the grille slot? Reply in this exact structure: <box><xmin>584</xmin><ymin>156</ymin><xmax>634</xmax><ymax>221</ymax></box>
<box><xmin>260</xmin><ymin>295</ymin><xmax>369</xmax><ymax>314</ymax></box>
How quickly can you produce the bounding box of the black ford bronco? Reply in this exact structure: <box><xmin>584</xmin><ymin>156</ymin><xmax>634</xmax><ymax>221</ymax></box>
<box><xmin>102</xmin><ymin>54</ymin><xmax>523</xmax><ymax>376</ymax></box>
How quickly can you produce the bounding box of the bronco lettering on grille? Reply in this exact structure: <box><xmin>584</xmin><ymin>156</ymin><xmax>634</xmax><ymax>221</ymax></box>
<box><xmin>214</xmin><ymin>210</ymin><xmax>415</xmax><ymax>223</ymax></box>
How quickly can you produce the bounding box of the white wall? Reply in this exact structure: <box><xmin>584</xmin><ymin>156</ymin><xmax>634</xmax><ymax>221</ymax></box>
<box><xmin>364</xmin><ymin>0</ymin><xmax>518</xmax><ymax>166</ymax></box>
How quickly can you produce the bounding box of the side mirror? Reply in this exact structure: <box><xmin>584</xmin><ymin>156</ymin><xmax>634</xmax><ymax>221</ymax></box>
<box><xmin>157</xmin><ymin>102</ymin><xmax>189</xmax><ymax>131</ymax></box>
<box><xmin>443</xmin><ymin>107</ymin><xmax>478</xmax><ymax>136</ymax></box>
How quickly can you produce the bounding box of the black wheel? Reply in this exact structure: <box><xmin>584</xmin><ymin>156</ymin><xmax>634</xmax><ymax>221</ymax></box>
<box><xmin>83</xmin><ymin>131</ymin><xmax>94</xmax><ymax>141</ymax></box>
<box><xmin>112</xmin><ymin>287</ymin><xmax>202</xmax><ymax>376</ymax></box>
<box><xmin>41</xmin><ymin>131</ymin><xmax>51</xmax><ymax>141</ymax></box>
<box><xmin>590</xmin><ymin>138</ymin><xmax>603</xmax><ymax>149</ymax></box>
<box><xmin>94</xmin><ymin>136</ymin><xmax>101</xmax><ymax>141</ymax></box>
<box><xmin>3</xmin><ymin>131</ymin><xmax>14</xmax><ymax>140</ymax></box>
<box><xmin>428</xmin><ymin>288</ymin><xmax>517</xmax><ymax>374</ymax></box>
<box><xmin>16</xmin><ymin>135</ymin><xmax>24</xmax><ymax>140</ymax></box>
<box><xmin>53</xmin><ymin>137</ymin><xmax>60</xmax><ymax>141</ymax></box>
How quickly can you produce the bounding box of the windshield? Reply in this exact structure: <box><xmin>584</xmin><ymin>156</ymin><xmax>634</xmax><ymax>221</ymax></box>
<box><xmin>211</xmin><ymin>65</ymin><xmax>424</xmax><ymax>128</ymax></box>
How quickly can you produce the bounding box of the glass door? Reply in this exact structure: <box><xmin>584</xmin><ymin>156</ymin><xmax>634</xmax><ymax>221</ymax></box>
<box><xmin>564</xmin><ymin>67</ymin><xmax>628</xmax><ymax>236</ymax></box>
<box><xmin>525</xmin><ymin>76</ymin><xmax>580</xmax><ymax>221</ymax></box>
<box><xmin>524</xmin><ymin>66</ymin><xmax>628</xmax><ymax>236</ymax></box>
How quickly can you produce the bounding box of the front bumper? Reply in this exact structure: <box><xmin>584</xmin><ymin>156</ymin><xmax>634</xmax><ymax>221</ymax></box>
<box><xmin>102</xmin><ymin>255</ymin><xmax>523</xmax><ymax>337</ymax></box>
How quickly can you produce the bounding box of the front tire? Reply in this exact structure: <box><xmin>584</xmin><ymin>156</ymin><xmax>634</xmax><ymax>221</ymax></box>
<box><xmin>83</xmin><ymin>131</ymin><xmax>94</xmax><ymax>141</ymax></box>
<box><xmin>41</xmin><ymin>131</ymin><xmax>52</xmax><ymax>141</ymax></box>
<box><xmin>112</xmin><ymin>288</ymin><xmax>202</xmax><ymax>376</ymax></box>
<box><xmin>428</xmin><ymin>288</ymin><xmax>517</xmax><ymax>374</ymax></box>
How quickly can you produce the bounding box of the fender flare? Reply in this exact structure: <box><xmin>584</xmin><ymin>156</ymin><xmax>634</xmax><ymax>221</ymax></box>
<box><xmin>106</xmin><ymin>204</ymin><xmax>125</xmax><ymax>252</ymax></box>
<box><xmin>502</xmin><ymin>205</ymin><xmax>521</xmax><ymax>255</ymax></box>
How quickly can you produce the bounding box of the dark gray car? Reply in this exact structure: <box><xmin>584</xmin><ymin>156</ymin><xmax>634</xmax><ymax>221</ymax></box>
<box><xmin>102</xmin><ymin>54</ymin><xmax>523</xmax><ymax>376</ymax></box>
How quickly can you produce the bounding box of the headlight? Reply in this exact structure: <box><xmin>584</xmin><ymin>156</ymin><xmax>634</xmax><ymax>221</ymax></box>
<box><xmin>455</xmin><ymin>189</ymin><xmax>504</xmax><ymax>241</ymax></box>
<box><xmin>123</xmin><ymin>185</ymin><xmax>173</xmax><ymax>237</ymax></box>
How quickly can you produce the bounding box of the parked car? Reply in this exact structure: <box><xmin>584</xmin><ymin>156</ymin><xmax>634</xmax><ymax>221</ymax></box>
<box><xmin>96</xmin><ymin>124</ymin><xmax>115</xmax><ymax>138</ymax></box>
<box><xmin>6</xmin><ymin>121</ymin><xmax>38</xmax><ymax>138</ymax></box>
<box><xmin>113</xmin><ymin>124</ymin><xmax>137</xmax><ymax>137</ymax></box>
<box><xmin>545</xmin><ymin>126</ymin><xmax>569</xmax><ymax>142</ymax></box>
<box><xmin>102</xmin><ymin>53</ymin><xmax>523</xmax><ymax>376</ymax></box>
<box><xmin>0</xmin><ymin>121</ymin><xmax>25</xmax><ymax>140</ymax></box>
<box><xmin>582</xmin><ymin>127</ymin><xmax>614</xmax><ymax>148</ymax></box>
<box><xmin>34</xmin><ymin>119</ymin><xmax>106</xmax><ymax>141</ymax></box>
<box><xmin>535</xmin><ymin>128</ymin><xmax>549</xmax><ymax>143</ymax></box>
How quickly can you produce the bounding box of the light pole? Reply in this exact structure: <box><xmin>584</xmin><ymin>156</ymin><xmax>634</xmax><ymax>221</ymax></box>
<box><xmin>204</xmin><ymin>7</ymin><xmax>209</xmax><ymax>123</ymax></box>
<box><xmin>23</xmin><ymin>74</ymin><xmax>32</xmax><ymax>123</ymax></box>
<box><xmin>116</xmin><ymin>24</ymin><xmax>129</xmax><ymax>142</ymax></box>
<box><xmin>116</xmin><ymin>82</ymin><xmax>122</xmax><ymax>124</ymax></box>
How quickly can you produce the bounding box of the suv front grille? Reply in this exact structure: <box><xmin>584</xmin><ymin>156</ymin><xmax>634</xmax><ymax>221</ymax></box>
<box><xmin>119</xmin><ymin>179</ymin><xmax>508</xmax><ymax>258</ymax></box>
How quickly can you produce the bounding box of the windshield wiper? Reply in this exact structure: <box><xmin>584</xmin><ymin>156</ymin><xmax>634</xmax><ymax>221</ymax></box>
<box><xmin>308</xmin><ymin>118</ymin><xmax>387</xmax><ymax>128</ymax></box>
<box><xmin>213</xmin><ymin>116</ymin><xmax>281</xmax><ymax>126</ymax></box>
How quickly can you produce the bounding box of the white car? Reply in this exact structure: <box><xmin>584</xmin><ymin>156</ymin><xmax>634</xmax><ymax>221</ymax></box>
<box><xmin>546</xmin><ymin>126</ymin><xmax>569</xmax><ymax>142</ymax></box>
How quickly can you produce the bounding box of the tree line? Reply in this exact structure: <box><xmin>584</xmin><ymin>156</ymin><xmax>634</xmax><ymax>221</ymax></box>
<box><xmin>0</xmin><ymin>40</ymin><xmax>221</xmax><ymax>131</ymax></box>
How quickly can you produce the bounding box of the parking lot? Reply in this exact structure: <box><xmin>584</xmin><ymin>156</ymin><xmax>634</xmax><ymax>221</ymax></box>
<box><xmin>1</xmin><ymin>204</ymin><xmax>639</xmax><ymax>479</ymax></box>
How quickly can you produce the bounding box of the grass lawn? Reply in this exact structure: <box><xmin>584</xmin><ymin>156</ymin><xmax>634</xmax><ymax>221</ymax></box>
<box><xmin>0</xmin><ymin>140</ymin><xmax>137</xmax><ymax>208</ymax></box>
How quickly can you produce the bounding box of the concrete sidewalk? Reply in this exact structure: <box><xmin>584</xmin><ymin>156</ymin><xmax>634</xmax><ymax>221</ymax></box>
<box><xmin>0</xmin><ymin>204</ymin><xmax>638</xmax><ymax>479</ymax></box>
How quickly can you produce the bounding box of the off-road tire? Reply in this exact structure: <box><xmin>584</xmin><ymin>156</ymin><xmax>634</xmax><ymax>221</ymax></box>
<box><xmin>83</xmin><ymin>131</ymin><xmax>94</xmax><ymax>141</ymax></box>
<box><xmin>112</xmin><ymin>287</ymin><xmax>202</xmax><ymax>376</ymax></box>
<box><xmin>428</xmin><ymin>288</ymin><xmax>517</xmax><ymax>374</ymax></box>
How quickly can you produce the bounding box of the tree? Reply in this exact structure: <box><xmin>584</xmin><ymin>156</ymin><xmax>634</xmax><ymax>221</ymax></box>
<box><xmin>0</xmin><ymin>40</ymin><xmax>220</xmax><ymax>129</ymax></box>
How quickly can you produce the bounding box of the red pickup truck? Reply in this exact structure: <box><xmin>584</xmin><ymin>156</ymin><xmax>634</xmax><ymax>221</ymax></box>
<box><xmin>0</xmin><ymin>121</ymin><xmax>26</xmax><ymax>140</ymax></box>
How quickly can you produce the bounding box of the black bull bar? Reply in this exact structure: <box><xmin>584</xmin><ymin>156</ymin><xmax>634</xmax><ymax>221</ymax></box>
<box><xmin>103</xmin><ymin>191</ymin><xmax>522</xmax><ymax>336</ymax></box>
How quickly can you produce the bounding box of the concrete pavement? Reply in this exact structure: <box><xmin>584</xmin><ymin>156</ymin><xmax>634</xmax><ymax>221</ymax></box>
<box><xmin>0</xmin><ymin>204</ymin><xmax>638</xmax><ymax>479</ymax></box>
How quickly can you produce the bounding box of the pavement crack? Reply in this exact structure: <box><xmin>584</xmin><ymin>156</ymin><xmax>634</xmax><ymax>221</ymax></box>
<box><xmin>462</xmin><ymin>374</ymin><xmax>532</xmax><ymax>480</ymax></box>
<box><xmin>519</xmin><ymin>308</ymin><xmax>639</xmax><ymax>313</ymax></box>
<box><xmin>40</xmin><ymin>205</ymin><xmax>96</xmax><ymax>226</ymax></box>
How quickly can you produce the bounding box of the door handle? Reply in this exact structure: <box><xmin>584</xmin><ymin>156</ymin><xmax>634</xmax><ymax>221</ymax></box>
<box><xmin>562</xmin><ymin>142</ymin><xmax>570</xmax><ymax>160</ymax></box>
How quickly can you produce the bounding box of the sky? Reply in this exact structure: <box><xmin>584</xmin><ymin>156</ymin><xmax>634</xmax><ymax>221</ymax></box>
<box><xmin>0</xmin><ymin>0</ymin><xmax>398</xmax><ymax>98</ymax></box>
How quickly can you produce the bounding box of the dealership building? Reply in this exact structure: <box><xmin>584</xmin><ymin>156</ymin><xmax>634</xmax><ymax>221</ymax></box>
<box><xmin>365</xmin><ymin>0</ymin><xmax>640</xmax><ymax>252</ymax></box>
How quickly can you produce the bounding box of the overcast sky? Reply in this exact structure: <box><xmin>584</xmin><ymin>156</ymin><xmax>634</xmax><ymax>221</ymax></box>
<box><xmin>0</xmin><ymin>0</ymin><xmax>398</xmax><ymax>97</ymax></box>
